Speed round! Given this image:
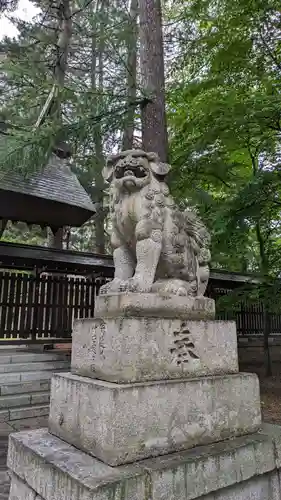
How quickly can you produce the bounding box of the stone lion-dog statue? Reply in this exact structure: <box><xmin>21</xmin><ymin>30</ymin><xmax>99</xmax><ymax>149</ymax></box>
<box><xmin>100</xmin><ymin>149</ymin><xmax>211</xmax><ymax>297</ymax></box>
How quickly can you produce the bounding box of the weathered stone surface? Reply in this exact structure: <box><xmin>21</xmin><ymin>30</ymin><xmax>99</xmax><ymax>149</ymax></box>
<box><xmin>8</xmin><ymin>416</ymin><xmax>48</xmax><ymax>432</ymax></box>
<box><xmin>0</xmin><ymin>361</ymin><xmax>69</xmax><ymax>374</ymax></box>
<box><xmin>48</xmin><ymin>372</ymin><xmax>261</xmax><ymax>465</ymax></box>
<box><xmin>196</xmin><ymin>474</ymin><xmax>280</xmax><ymax>500</ymax></box>
<box><xmin>0</xmin><ymin>412</ymin><xmax>9</xmax><ymax>424</ymax></box>
<box><xmin>201</xmin><ymin>474</ymin><xmax>280</xmax><ymax>500</ymax></box>
<box><xmin>94</xmin><ymin>293</ymin><xmax>215</xmax><ymax>320</ymax></box>
<box><xmin>7</xmin><ymin>426</ymin><xmax>281</xmax><ymax>500</ymax></box>
<box><xmin>0</xmin><ymin>380</ymin><xmax>50</xmax><ymax>396</ymax></box>
<box><xmin>72</xmin><ymin>317</ymin><xmax>237</xmax><ymax>383</ymax></box>
<box><xmin>0</xmin><ymin>394</ymin><xmax>31</xmax><ymax>410</ymax></box>
<box><xmin>9</xmin><ymin>405</ymin><xmax>49</xmax><ymax>422</ymax></box>
<box><xmin>9</xmin><ymin>473</ymin><xmax>39</xmax><ymax>500</ymax></box>
<box><xmin>100</xmin><ymin>150</ymin><xmax>211</xmax><ymax>297</ymax></box>
<box><xmin>261</xmin><ymin>423</ymin><xmax>281</xmax><ymax>468</ymax></box>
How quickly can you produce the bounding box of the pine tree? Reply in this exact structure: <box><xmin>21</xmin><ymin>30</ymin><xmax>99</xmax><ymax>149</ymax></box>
<box><xmin>139</xmin><ymin>0</ymin><xmax>168</xmax><ymax>161</ymax></box>
<box><xmin>0</xmin><ymin>0</ymin><xmax>19</xmax><ymax>13</ymax></box>
<box><xmin>0</xmin><ymin>0</ymin><xmax>145</xmax><ymax>250</ymax></box>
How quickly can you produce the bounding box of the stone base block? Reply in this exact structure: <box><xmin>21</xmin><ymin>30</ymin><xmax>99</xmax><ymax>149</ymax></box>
<box><xmin>48</xmin><ymin>372</ymin><xmax>261</xmax><ymax>465</ymax></box>
<box><xmin>7</xmin><ymin>425</ymin><xmax>281</xmax><ymax>500</ymax></box>
<box><xmin>72</xmin><ymin>316</ymin><xmax>238</xmax><ymax>383</ymax></box>
<box><xmin>95</xmin><ymin>293</ymin><xmax>215</xmax><ymax>320</ymax></box>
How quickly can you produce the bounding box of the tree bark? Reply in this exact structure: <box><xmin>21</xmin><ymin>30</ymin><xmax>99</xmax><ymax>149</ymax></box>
<box><xmin>0</xmin><ymin>220</ymin><xmax>8</xmax><ymax>239</ymax></box>
<box><xmin>48</xmin><ymin>227</ymin><xmax>64</xmax><ymax>249</ymax></box>
<box><xmin>90</xmin><ymin>0</ymin><xmax>107</xmax><ymax>254</ymax></box>
<box><xmin>139</xmin><ymin>0</ymin><xmax>168</xmax><ymax>161</ymax></box>
<box><xmin>122</xmin><ymin>0</ymin><xmax>138</xmax><ymax>150</ymax></box>
<box><xmin>47</xmin><ymin>0</ymin><xmax>72</xmax><ymax>249</ymax></box>
<box><xmin>54</xmin><ymin>0</ymin><xmax>72</xmax><ymax>111</ymax></box>
<box><xmin>251</xmin><ymin>151</ymin><xmax>272</xmax><ymax>376</ymax></box>
<box><xmin>263</xmin><ymin>306</ymin><xmax>272</xmax><ymax>377</ymax></box>
<box><xmin>255</xmin><ymin>221</ymin><xmax>272</xmax><ymax>376</ymax></box>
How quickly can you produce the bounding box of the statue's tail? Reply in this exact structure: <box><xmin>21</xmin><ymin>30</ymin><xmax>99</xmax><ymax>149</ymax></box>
<box><xmin>184</xmin><ymin>209</ymin><xmax>210</xmax><ymax>257</ymax></box>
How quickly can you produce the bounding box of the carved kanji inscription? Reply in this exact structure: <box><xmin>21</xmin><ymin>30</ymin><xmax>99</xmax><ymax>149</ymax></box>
<box><xmin>170</xmin><ymin>321</ymin><xmax>199</xmax><ymax>365</ymax></box>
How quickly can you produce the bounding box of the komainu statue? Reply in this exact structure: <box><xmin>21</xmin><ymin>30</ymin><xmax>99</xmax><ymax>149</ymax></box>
<box><xmin>100</xmin><ymin>149</ymin><xmax>211</xmax><ymax>297</ymax></box>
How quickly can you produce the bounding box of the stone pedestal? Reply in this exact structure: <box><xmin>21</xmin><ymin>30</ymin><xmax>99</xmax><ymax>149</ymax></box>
<box><xmin>72</xmin><ymin>295</ymin><xmax>221</xmax><ymax>384</ymax></box>
<box><xmin>72</xmin><ymin>308</ymin><xmax>237</xmax><ymax>383</ymax></box>
<box><xmin>7</xmin><ymin>425</ymin><xmax>281</xmax><ymax>500</ymax></box>
<box><xmin>6</xmin><ymin>293</ymin><xmax>281</xmax><ymax>499</ymax></box>
<box><xmin>48</xmin><ymin>372</ymin><xmax>261</xmax><ymax>465</ymax></box>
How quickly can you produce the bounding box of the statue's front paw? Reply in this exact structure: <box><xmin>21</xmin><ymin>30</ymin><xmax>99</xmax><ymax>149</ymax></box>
<box><xmin>99</xmin><ymin>278</ymin><xmax>122</xmax><ymax>295</ymax></box>
<box><xmin>151</xmin><ymin>279</ymin><xmax>197</xmax><ymax>297</ymax></box>
<box><xmin>119</xmin><ymin>278</ymin><xmax>152</xmax><ymax>293</ymax></box>
<box><xmin>164</xmin><ymin>282</ymin><xmax>188</xmax><ymax>296</ymax></box>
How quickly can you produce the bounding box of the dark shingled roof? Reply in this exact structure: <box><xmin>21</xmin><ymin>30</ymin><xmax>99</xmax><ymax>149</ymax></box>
<box><xmin>1</xmin><ymin>154</ymin><xmax>94</xmax><ymax>212</ymax></box>
<box><xmin>0</xmin><ymin>143</ymin><xmax>95</xmax><ymax>228</ymax></box>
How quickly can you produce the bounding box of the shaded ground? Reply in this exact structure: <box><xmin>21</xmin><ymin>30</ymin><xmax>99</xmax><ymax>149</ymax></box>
<box><xmin>260</xmin><ymin>376</ymin><xmax>281</xmax><ymax>425</ymax></box>
<box><xmin>240</xmin><ymin>361</ymin><xmax>281</xmax><ymax>425</ymax></box>
<box><xmin>261</xmin><ymin>389</ymin><xmax>281</xmax><ymax>425</ymax></box>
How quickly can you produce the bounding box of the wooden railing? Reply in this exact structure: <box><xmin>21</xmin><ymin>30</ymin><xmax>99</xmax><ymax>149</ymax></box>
<box><xmin>0</xmin><ymin>271</ymin><xmax>107</xmax><ymax>344</ymax></box>
<box><xmin>0</xmin><ymin>242</ymin><xmax>276</xmax><ymax>344</ymax></box>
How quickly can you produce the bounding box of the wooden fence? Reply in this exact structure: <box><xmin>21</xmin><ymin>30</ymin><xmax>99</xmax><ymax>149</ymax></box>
<box><xmin>214</xmin><ymin>286</ymin><xmax>281</xmax><ymax>337</ymax></box>
<box><xmin>1</xmin><ymin>270</ymin><xmax>281</xmax><ymax>344</ymax></box>
<box><xmin>0</xmin><ymin>271</ymin><xmax>107</xmax><ymax>344</ymax></box>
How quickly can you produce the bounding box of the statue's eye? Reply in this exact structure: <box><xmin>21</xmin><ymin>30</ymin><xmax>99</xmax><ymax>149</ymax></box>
<box><xmin>115</xmin><ymin>167</ymin><xmax>123</xmax><ymax>178</ymax></box>
<box><xmin>136</xmin><ymin>166</ymin><xmax>147</xmax><ymax>178</ymax></box>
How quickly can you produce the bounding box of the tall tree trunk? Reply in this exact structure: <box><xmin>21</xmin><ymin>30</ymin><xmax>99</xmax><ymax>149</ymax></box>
<box><xmin>48</xmin><ymin>227</ymin><xmax>64</xmax><ymax>249</ymax></box>
<box><xmin>122</xmin><ymin>0</ymin><xmax>138</xmax><ymax>150</ymax></box>
<box><xmin>256</xmin><ymin>221</ymin><xmax>272</xmax><ymax>376</ymax></box>
<box><xmin>90</xmin><ymin>0</ymin><xmax>107</xmax><ymax>254</ymax></box>
<box><xmin>250</xmin><ymin>152</ymin><xmax>272</xmax><ymax>376</ymax></box>
<box><xmin>263</xmin><ymin>307</ymin><xmax>272</xmax><ymax>376</ymax></box>
<box><xmin>48</xmin><ymin>0</ymin><xmax>72</xmax><ymax>249</ymax></box>
<box><xmin>139</xmin><ymin>0</ymin><xmax>168</xmax><ymax>161</ymax></box>
<box><xmin>0</xmin><ymin>220</ymin><xmax>8</xmax><ymax>239</ymax></box>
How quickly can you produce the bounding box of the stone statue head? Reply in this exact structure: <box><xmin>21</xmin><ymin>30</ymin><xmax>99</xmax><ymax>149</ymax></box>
<box><xmin>102</xmin><ymin>149</ymin><xmax>171</xmax><ymax>192</ymax></box>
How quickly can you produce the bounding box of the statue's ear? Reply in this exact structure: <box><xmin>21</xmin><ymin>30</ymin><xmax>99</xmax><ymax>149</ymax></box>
<box><xmin>147</xmin><ymin>152</ymin><xmax>160</xmax><ymax>162</ymax></box>
<box><xmin>103</xmin><ymin>153</ymin><xmax>122</xmax><ymax>182</ymax></box>
<box><xmin>102</xmin><ymin>165</ymin><xmax>114</xmax><ymax>183</ymax></box>
<box><xmin>150</xmin><ymin>161</ymin><xmax>171</xmax><ymax>177</ymax></box>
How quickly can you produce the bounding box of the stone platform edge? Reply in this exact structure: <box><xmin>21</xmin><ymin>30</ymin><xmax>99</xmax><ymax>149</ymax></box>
<box><xmin>48</xmin><ymin>372</ymin><xmax>261</xmax><ymax>465</ymax></box>
<box><xmin>7</xmin><ymin>424</ymin><xmax>281</xmax><ymax>500</ymax></box>
<box><xmin>94</xmin><ymin>293</ymin><xmax>215</xmax><ymax>319</ymax></box>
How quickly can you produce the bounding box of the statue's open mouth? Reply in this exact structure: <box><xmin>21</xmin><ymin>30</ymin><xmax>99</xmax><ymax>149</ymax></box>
<box><xmin>115</xmin><ymin>164</ymin><xmax>148</xmax><ymax>179</ymax></box>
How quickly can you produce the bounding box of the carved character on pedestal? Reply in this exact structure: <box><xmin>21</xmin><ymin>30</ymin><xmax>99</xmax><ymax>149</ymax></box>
<box><xmin>100</xmin><ymin>149</ymin><xmax>211</xmax><ymax>297</ymax></box>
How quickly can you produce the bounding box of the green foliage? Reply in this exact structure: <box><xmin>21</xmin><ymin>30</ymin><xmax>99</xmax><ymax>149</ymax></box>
<box><xmin>166</xmin><ymin>0</ymin><xmax>281</xmax><ymax>282</ymax></box>
<box><xmin>0</xmin><ymin>0</ymin><xmax>140</xmax><ymax>250</ymax></box>
<box><xmin>166</xmin><ymin>0</ymin><xmax>281</xmax><ymax>374</ymax></box>
<box><xmin>0</xmin><ymin>1</ymin><xmax>19</xmax><ymax>13</ymax></box>
<box><xmin>0</xmin><ymin>0</ymin><xmax>143</xmax><ymax>166</ymax></box>
<box><xmin>2</xmin><ymin>0</ymin><xmax>281</xmax><ymax>296</ymax></box>
<box><xmin>1</xmin><ymin>222</ymin><xmax>46</xmax><ymax>246</ymax></box>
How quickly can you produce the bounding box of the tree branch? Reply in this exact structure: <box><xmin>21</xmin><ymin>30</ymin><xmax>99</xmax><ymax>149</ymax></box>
<box><xmin>69</xmin><ymin>0</ymin><xmax>95</xmax><ymax>19</ymax></box>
